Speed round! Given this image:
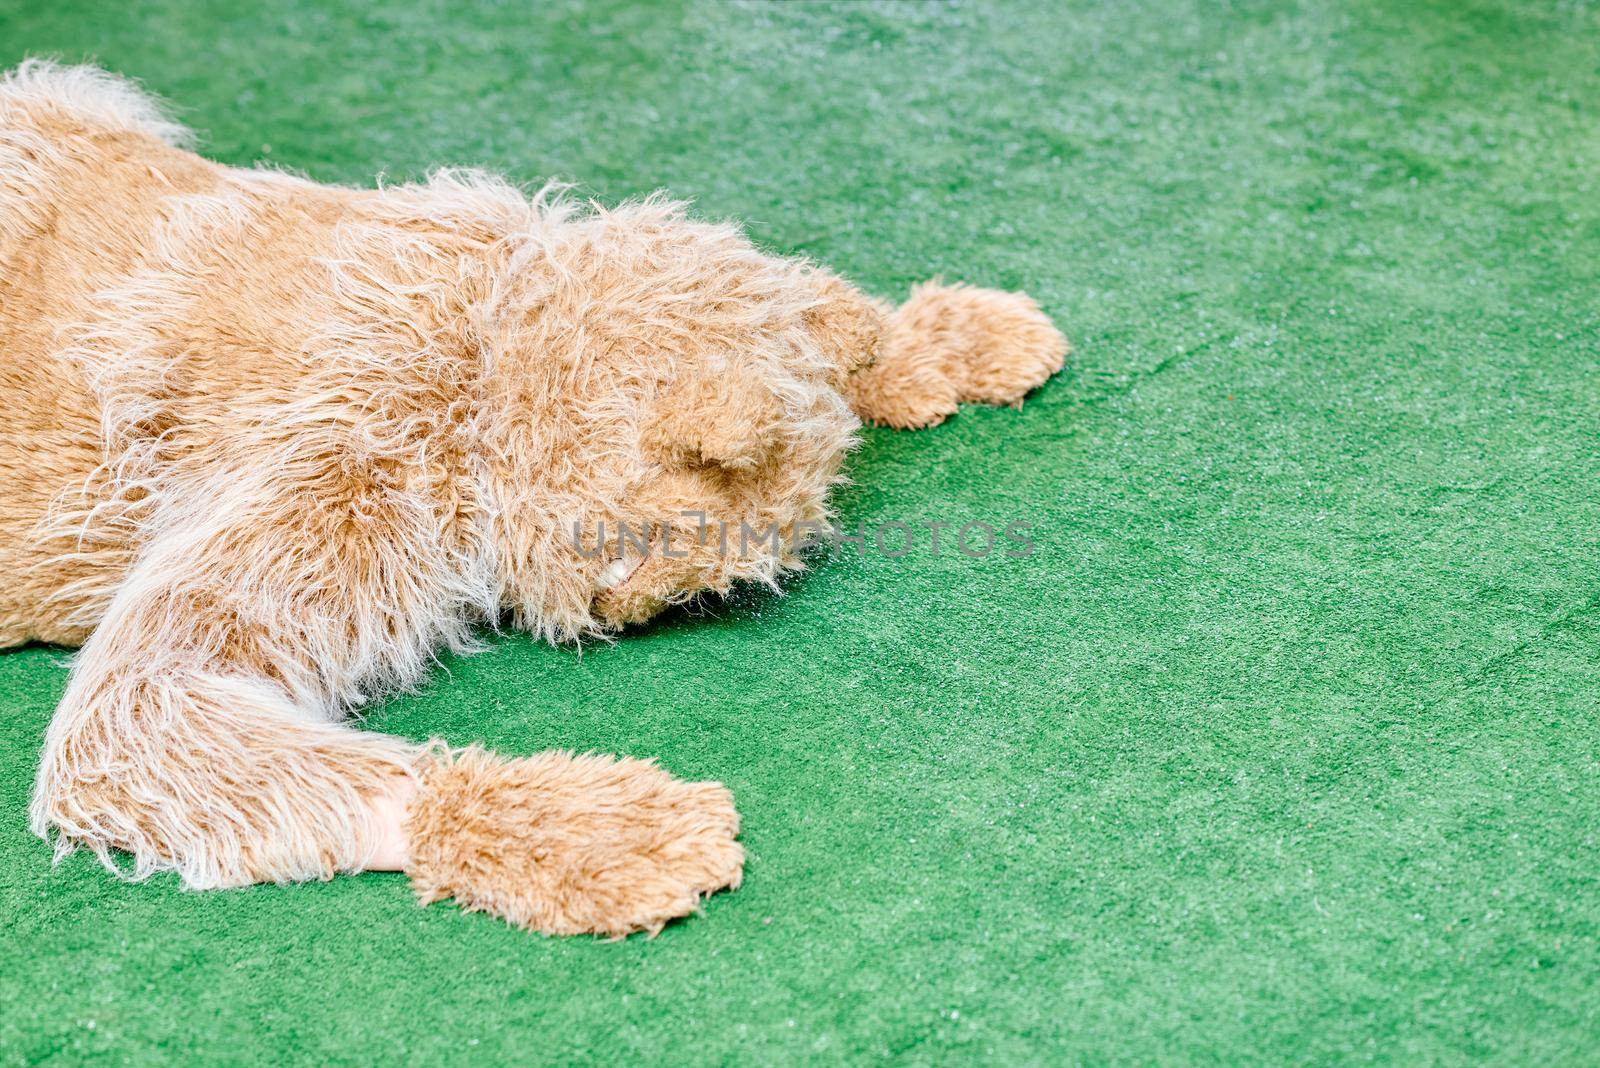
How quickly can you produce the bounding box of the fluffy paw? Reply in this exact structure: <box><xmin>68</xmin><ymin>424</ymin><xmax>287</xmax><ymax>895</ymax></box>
<box><xmin>405</xmin><ymin>747</ymin><xmax>744</xmax><ymax>936</ymax></box>
<box><xmin>924</xmin><ymin>283</ymin><xmax>1068</xmax><ymax>406</ymax></box>
<box><xmin>848</xmin><ymin>281</ymin><xmax>1068</xmax><ymax>429</ymax></box>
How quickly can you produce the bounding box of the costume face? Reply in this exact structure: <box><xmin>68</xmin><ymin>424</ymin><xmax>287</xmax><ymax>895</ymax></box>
<box><xmin>482</xmin><ymin>204</ymin><xmax>881</xmax><ymax>639</ymax></box>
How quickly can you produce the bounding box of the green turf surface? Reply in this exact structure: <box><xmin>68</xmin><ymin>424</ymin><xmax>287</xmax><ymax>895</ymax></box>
<box><xmin>3</xmin><ymin>0</ymin><xmax>1599</xmax><ymax>1062</ymax></box>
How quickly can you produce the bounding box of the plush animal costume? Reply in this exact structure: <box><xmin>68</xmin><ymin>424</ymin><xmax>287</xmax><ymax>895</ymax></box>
<box><xmin>0</xmin><ymin>62</ymin><xmax>1066</xmax><ymax>935</ymax></box>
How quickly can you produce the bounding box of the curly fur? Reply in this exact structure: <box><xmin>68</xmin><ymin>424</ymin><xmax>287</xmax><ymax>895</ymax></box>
<box><xmin>0</xmin><ymin>62</ymin><xmax>1067</xmax><ymax>933</ymax></box>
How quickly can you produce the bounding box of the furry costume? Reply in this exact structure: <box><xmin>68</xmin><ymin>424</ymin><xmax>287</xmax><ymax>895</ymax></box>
<box><xmin>0</xmin><ymin>62</ymin><xmax>1067</xmax><ymax>935</ymax></box>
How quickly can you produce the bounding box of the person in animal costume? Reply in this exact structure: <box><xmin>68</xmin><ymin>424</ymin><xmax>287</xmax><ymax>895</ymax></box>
<box><xmin>0</xmin><ymin>62</ymin><xmax>1067</xmax><ymax>935</ymax></box>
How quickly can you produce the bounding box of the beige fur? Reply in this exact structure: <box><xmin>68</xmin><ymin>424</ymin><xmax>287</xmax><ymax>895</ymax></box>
<box><xmin>0</xmin><ymin>61</ymin><xmax>1067</xmax><ymax>934</ymax></box>
<box><xmin>407</xmin><ymin>748</ymin><xmax>744</xmax><ymax>936</ymax></box>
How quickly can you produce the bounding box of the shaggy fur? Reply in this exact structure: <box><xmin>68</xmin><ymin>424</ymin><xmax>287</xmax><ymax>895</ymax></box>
<box><xmin>407</xmin><ymin>748</ymin><xmax>744</xmax><ymax>937</ymax></box>
<box><xmin>0</xmin><ymin>61</ymin><xmax>1067</xmax><ymax>935</ymax></box>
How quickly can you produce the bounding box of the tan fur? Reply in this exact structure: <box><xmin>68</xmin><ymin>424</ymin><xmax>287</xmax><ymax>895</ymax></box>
<box><xmin>407</xmin><ymin>748</ymin><xmax>743</xmax><ymax>936</ymax></box>
<box><xmin>0</xmin><ymin>62</ymin><xmax>1067</xmax><ymax>935</ymax></box>
<box><xmin>847</xmin><ymin>281</ymin><xmax>1068</xmax><ymax>429</ymax></box>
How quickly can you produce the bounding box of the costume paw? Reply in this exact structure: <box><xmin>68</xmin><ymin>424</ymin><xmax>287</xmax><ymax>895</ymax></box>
<box><xmin>404</xmin><ymin>747</ymin><xmax>744</xmax><ymax>936</ymax></box>
<box><xmin>847</xmin><ymin>281</ymin><xmax>1068</xmax><ymax>429</ymax></box>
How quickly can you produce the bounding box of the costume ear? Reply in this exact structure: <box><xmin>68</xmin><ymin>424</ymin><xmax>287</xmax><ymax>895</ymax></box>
<box><xmin>643</xmin><ymin>359</ymin><xmax>784</xmax><ymax>472</ymax></box>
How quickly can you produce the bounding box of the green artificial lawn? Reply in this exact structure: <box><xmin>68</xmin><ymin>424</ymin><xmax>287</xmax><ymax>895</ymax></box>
<box><xmin>2</xmin><ymin>0</ymin><xmax>1599</xmax><ymax>1062</ymax></box>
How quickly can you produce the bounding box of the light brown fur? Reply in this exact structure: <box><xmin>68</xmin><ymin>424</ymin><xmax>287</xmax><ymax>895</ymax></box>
<box><xmin>407</xmin><ymin>748</ymin><xmax>744</xmax><ymax>937</ymax></box>
<box><xmin>0</xmin><ymin>62</ymin><xmax>1067</xmax><ymax>935</ymax></box>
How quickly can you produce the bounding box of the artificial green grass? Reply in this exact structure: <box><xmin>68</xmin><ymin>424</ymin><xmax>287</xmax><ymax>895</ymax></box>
<box><xmin>2</xmin><ymin>0</ymin><xmax>1598</xmax><ymax>1062</ymax></box>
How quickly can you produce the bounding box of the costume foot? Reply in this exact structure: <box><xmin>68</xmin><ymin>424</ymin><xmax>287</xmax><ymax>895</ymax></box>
<box><xmin>847</xmin><ymin>282</ymin><xmax>1068</xmax><ymax>429</ymax></box>
<box><xmin>404</xmin><ymin>747</ymin><xmax>743</xmax><ymax>936</ymax></box>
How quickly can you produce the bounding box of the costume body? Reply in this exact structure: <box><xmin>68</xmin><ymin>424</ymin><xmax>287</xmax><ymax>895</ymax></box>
<box><xmin>0</xmin><ymin>62</ymin><xmax>1066</xmax><ymax>934</ymax></box>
